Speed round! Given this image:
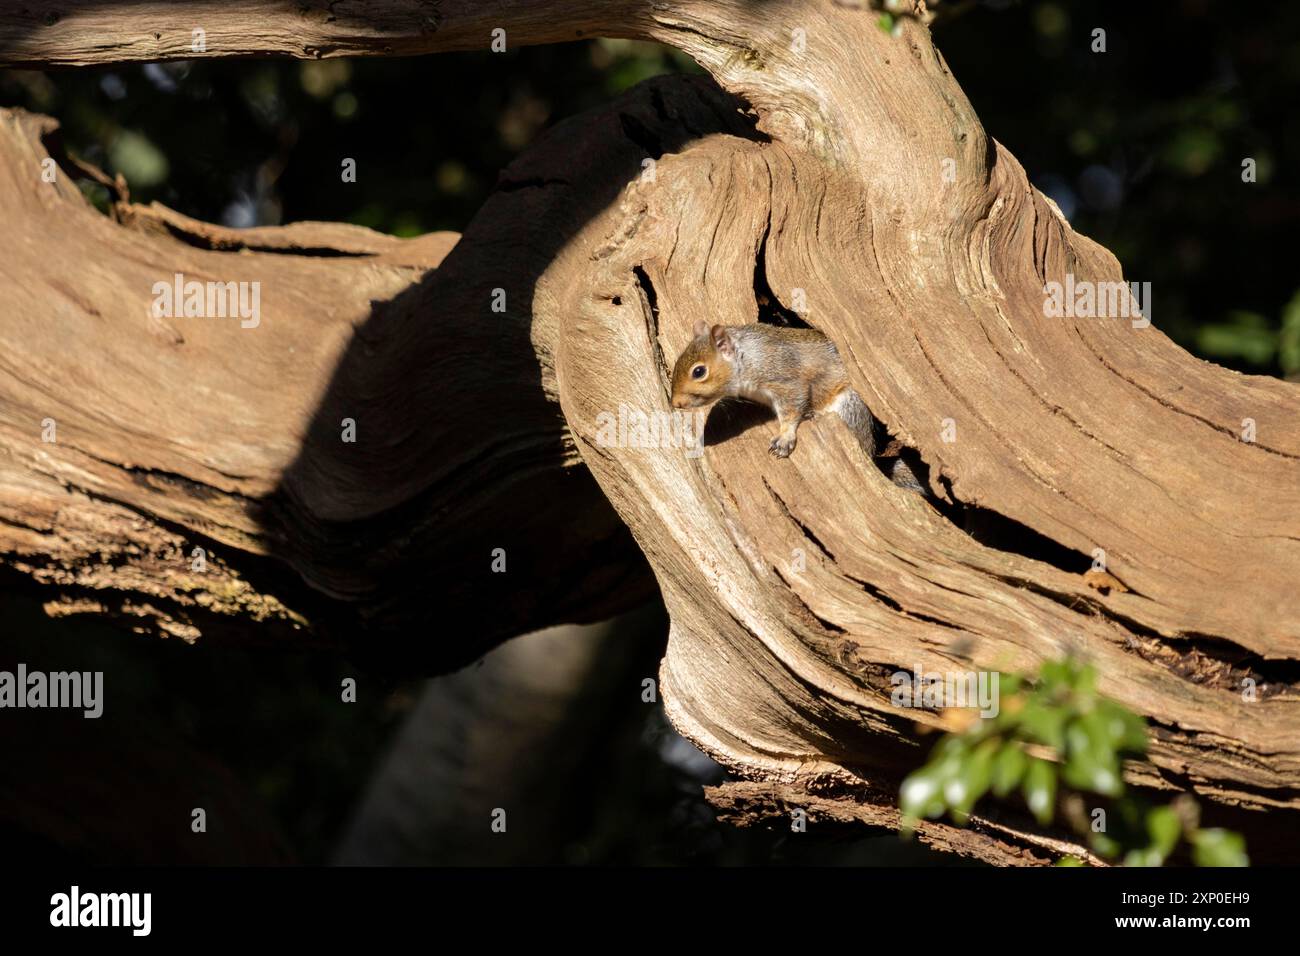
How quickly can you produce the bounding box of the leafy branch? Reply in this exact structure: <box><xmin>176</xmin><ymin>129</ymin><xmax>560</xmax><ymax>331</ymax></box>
<box><xmin>898</xmin><ymin>658</ymin><xmax>1248</xmax><ymax>866</ymax></box>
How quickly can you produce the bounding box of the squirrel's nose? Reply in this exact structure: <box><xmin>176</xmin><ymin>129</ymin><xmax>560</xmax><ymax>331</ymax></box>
<box><xmin>672</xmin><ymin>395</ymin><xmax>687</xmax><ymax>409</ymax></box>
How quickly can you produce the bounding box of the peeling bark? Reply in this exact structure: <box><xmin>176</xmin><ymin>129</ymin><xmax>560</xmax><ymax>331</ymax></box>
<box><xmin>706</xmin><ymin>778</ymin><xmax>1103</xmax><ymax>867</ymax></box>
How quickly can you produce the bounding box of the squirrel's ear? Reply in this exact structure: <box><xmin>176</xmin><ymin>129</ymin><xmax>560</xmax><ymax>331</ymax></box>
<box><xmin>710</xmin><ymin>324</ymin><xmax>734</xmax><ymax>356</ymax></box>
<box><xmin>693</xmin><ymin>320</ymin><xmax>709</xmax><ymax>339</ymax></box>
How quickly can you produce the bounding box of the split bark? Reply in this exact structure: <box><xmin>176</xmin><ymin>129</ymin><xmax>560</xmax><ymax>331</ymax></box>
<box><xmin>1</xmin><ymin>1</ymin><xmax>1297</xmax><ymax>860</ymax></box>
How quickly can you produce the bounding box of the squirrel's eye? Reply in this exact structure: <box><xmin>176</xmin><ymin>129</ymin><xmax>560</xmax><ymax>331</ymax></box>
<box><xmin>691</xmin><ymin>364</ymin><xmax>707</xmax><ymax>380</ymax></box>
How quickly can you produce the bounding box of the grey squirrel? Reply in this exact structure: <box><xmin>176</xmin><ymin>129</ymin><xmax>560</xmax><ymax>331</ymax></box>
<box><xmin>670</xmin><ymin>321</ymin><xmax>927</xmax><ymax>493</ymax></box>
<box><xmin>667</xmin><ymin>323</ymin><xmax>1103</xmax><ymax>573</ymax></box>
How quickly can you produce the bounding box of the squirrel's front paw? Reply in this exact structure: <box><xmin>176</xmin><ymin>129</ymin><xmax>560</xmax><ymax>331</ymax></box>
<box><xmin>769</xmin><ymin>435</ymin><xmax>796</xmax><ymax>458</ymax></box>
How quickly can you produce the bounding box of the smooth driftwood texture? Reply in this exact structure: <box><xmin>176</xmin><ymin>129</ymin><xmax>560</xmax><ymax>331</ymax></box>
<box><xmin>531</xmin><ymin>4</ymin><xmax>1299</xmax><ymax>846</ymax></box>
<box><xmin>1</xmin><ymin>0</ymin><xmax>1298</xmax><ymax>860</ymax></box>
<box><xmin>0</xmin><ymin>0</ymin><xmax>640</xmax><ymax>66</ymax></box>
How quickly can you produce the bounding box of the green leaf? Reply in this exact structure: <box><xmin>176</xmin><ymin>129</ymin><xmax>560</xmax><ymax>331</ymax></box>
<box><xmin>1196</xmin><ymin>311</ymin><xmax>1277</xmax><ymax>367</ymax></box>
<box><xmin>1279</xmin><ymin>290</ymin><xmax>1300</xmax><ymax>376</ymax></box>
<box><xmin>108</xmin><ymin>129</ymin><xmax>170</xmax><ymax>188</ymax></box>
<box><xmin>1062</xmin><ymin>749</ymin><xmax>1123</xmax><ymax>796</ymax></box>
<box><xmin>1023</xmin><ymin>759</ymin><xmax>1057</xmax><ymax>825</ymax></box>
<box><xmin>877</xmin><ymin>12</ymin><xmax>895</xmax><ymax>33</ymax></box>
<box><xmin>1146</xmin><ymin>806</ymin><xmax>1182</xmax><ymax>856</ymax></box>
<box><xmin>1116</xmin><ymin>805</ymin><xmax>1178</xmax><ymax>868</ymax></box>
<box><xmin>1068</xmin><ymin>712</ymin><xmax>1108</xmax><ymax>757</ymax></box>
<box><xmin>1063</xmin><ymin>713</ymin><xmax>1124</xmax><ymax>796</ymax></box>
<box><xmin>1038</xmin><ymin>659</ymin><xmax>1073</xmax><ymax>691</ymax></box>
<box><xmin>1055</xmin><ymin>855</ymin><xmax>1085</xmax><ymax>867</ymax></box>
<box><xmin>991</xmin><ymin>742</ymin><xmax>1028</xmax><ymax>797</ymax></box>
<box><xmin>1095</xmin><ymin>699</ymin><xmax>1148</xmax><ymax>754</ymax></box>
<box><xmin>900</xmin><ymin>768</ymin><xmax>946</xmax><ymax>821</ymax></box>
<box><xmin>1191</xmin><ymin>829</ymin><xmax>1250</xmax><ymax>868</ymax></box>
<box><xmin>1123</xmin><ymin>847</ymin><xmax>1165</xmax><ymax>868</ymax></box>
<box><xmin>946</xmin><ymin>739</ymin><xmax>998</xmax><ymax>819</ymax></box>
<box><xmin>991</xmin><ymin>694</ymin><xmax>1024</xmax><ymax>733</ymax></box>
<box><xmin>1072</xmin><ymin>662</ymin><xmax>1099</xmax><ymax>696</ymax></box>
<box><xmin>1019</xmin><ymin>702</ymin><xmax>1067</xmax><ymax>751</ymax></box>
<box><xmin>933</xmin><ymin>734</ymin><xmax>968</xmax><ymax>761</ymax></box>
<box><xmin>1089</xmin><ymin>831</ymin><xmax>1121</xmax><ymax>859</ymax></box>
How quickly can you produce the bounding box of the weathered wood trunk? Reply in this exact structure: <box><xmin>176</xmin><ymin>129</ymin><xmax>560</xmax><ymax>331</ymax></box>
<box><xmin>1</xmin><ymin>1</ymin><xmax>1296</xmax><ymax>863</ymax></box>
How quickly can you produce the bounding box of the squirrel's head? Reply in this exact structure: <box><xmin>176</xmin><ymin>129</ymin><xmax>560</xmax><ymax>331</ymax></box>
<box><xmin>671</xmin><ymin>321</ymin><xmax>736</xmax><ymax>409</ymax></box>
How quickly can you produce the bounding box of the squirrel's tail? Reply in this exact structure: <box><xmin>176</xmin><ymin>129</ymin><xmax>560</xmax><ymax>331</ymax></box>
<box><xmin>835</xmin><ymin>390</ymin><xmax>930</xmax><ymax>496</ymax></box>
<box><xmin>885</xmin><ymin>456</ymin><xmax>927</xmax><ymax>495</ymax></box>
<box><xmin>835</xmin><ymin>390</ymin><xmax>878</xmax><ymax>458</ymax></box>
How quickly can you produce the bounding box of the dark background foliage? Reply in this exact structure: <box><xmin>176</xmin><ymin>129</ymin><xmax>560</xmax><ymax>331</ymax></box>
<box><xmin>1</xmin><ymin>0</ymin><xmax>1295</xmax><ymax>864</ymax></box>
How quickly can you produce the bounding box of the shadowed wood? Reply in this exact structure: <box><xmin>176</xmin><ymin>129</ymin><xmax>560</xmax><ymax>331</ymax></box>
<box><xmin>0</xmin><ymin>101</ymin><xmax>673</xmax><ymax>665</ymax></box>
<box><xmin>0</xmin><ymin>0</ymin><xmax>1297</xmax><ymax>859</ymax></box>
